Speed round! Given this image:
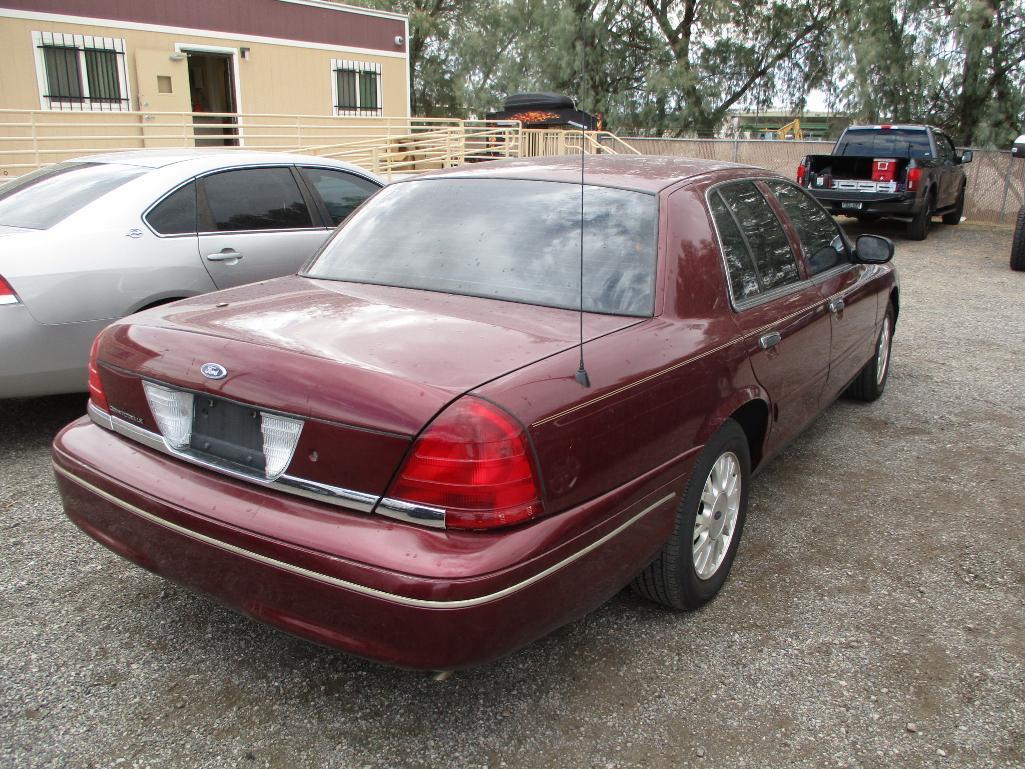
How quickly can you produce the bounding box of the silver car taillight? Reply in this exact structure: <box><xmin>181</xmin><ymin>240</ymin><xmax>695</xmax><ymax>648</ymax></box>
<box><xmin>0</xmin><ymin>275</ymin><xmax>20</xmax><ymax>305</ymax></box>
<box><xmin>260</xmin><ymin>413</ymin><xmax>303</xmax><ymax>479</ymax></box>
<box><xmin>143</xmin><ymin>382</ymin><xmax>194</xmax><ymax>450</ymax></box>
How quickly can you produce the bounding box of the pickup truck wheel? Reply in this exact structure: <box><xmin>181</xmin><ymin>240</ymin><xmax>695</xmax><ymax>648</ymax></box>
<box><xmin>906</xmin><ymin>194</ymin><xmax>933</xmax><ymax>241</ymax></box>
<box><xmin>942</xmin><ymin>185</ymin><xmax>966</xmax><ymax>225</ymax></box>
<box><xmin>845</xmin><ymin>305</ymin><xmax>894</xmax><ymax>401</ymax></box>
<box><xmin>1011</xmin><ymin>206</ymin><xmax>1025</xmax><ymax>272</ymax></box>
<box><xmin>631</xmin><ymin>419</ymin><xmax>750</xmax><ymax>610</ymax></box>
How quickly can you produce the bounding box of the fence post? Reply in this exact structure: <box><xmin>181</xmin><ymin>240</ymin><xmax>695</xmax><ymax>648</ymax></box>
<box><xmin>999</xmin><ymin>151</ymin><xmax>1015</xmax><ymax>223</ymax></box>
<box><xmin>31</xmin><ymin>111</ymin><xmax>39</xmax><ymax>170</ymax></box>
<box><xmin>732</xmin><ymin>136</ymin><xmax>739</xmax><ymax>163</ymax></box>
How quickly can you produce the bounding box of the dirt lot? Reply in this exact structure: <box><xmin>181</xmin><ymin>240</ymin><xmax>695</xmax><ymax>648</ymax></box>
<box><xmin>1</xmin><ymin>220</ymin><xmax>1023</xmax><ymax>769</ymax></box>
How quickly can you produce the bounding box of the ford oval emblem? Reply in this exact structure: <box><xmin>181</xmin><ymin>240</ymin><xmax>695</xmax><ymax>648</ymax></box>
<box><xmin>200</xmin><ymin>362</ymin><xmax>228</xmax><ymax>380</ymax></box>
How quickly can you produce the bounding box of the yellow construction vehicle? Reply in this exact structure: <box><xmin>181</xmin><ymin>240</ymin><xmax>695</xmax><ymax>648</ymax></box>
<box><xmin>776</xmin><ymin>119</ymin><xmax>805</xmax><ymax>140</ymax></box>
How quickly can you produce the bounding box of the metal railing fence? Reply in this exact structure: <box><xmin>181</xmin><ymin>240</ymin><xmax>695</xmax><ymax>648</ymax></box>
<box><xmin>0</xmin><ymin>109</ymin><xmax>636</xmax><ymax>181</ymax></box>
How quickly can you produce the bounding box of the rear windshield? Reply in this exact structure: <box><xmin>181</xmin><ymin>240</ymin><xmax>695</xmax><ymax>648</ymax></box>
<box><xmin>834</xmin><ymin>129</ymin><xmax>933</xmax><ymax>159</ymax></box>
<box><xmin>0</xmin><ymin>162</ymin><xmax>147</xmax><ymax>229</ymax></box>
<box><xmin>304</xmin><ymin>178</ymin><xmax>659</xmax><ymax>317</ymax></box>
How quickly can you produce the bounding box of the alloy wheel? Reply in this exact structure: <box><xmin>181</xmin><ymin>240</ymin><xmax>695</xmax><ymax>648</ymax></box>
<box><xmin>693</xmin><ymin>451</ymin><xmax>741</xmax><ymax>580</ymax></box>
<box><xmin>876</xmin><ymin>316</ymin><xmax>891</xmax><ymax>386</ymax></box>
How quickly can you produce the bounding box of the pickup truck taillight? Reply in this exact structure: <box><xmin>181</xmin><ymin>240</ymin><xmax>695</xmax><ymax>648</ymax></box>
<box><xmin>796</xmin><ymin>164</ymin><xmax>807</xmax><ymax>185</ymax></box>
<box><xmin>387</xmin><ymin>397</ymin><xmax>543</xmax><ymax>530</ymax></box>
<box><xmin>907</xmin><ymin>166</ymin><xmax>922</xmax><ymax>191</ymax></box>
<box><xmin>88</xmin><ymin>335</ymin><xmax>110</xmax><ymax>414</ymax></box>
<box><xmin>0</xmin><ymin>275</ymin><xmax>19</xmax><ymax>305</ymax></box>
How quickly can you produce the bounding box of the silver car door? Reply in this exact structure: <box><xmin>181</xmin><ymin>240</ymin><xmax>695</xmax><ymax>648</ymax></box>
<box><xmin>196</xmin><ymin>166</ymin><xmax>330</xmax><ymax>288</ymax></box>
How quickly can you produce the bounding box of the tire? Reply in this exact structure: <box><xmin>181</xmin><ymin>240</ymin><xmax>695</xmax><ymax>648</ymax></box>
<box><xmin>942</xmin><ymin>184</ymin><xmax>966</xmax><ymax>225</ymax></box>
<box><xmin>1011</xmin><ymin>206</ymin><xmax>1025</xmax><ymax>272</ymax></box>
<box><xmin>906</xmin><ymin>193</ymin><xmax>934</xmax><ymax>240</ymax></box>
<box><xmin>632</xmin><ymin>419</ymin><xmax>751</xmax><ymax>610</ymax></box>
<box><xmin>845</xmin><ymin>304</ymin><xmax>895</xmax><ymax>402</ymax></box>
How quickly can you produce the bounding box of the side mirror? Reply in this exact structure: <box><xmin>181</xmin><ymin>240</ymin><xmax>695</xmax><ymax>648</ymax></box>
<box><xmin>960</xmin><ymin>149</ymin><xmax>973</xmax><ymax>164</ymax></box>
<box><xmin>856</xmin><ymin>234</ymin><xmax>894</xmax><ymax>264</ymax></box>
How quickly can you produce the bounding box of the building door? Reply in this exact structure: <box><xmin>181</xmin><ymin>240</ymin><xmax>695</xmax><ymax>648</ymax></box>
<box><xmin>184</xmin><ymin>50</ymin><xmax>238</xmax><ymax>146</ymax></box>
<box><xmin>135</xmin><ymin>49</ymin><xmax>191</xmax><ymax>147</ymax></box>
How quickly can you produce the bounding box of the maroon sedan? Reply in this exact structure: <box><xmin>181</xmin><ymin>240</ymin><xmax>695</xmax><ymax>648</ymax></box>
<box><xmin>52</xmin><ymin>156</ymin><xmax>898</xmax><ymax>670</ymax></box>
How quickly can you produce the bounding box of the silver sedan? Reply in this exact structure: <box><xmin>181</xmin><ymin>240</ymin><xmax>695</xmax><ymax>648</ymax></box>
<box><xmin>0</xmin><ymin>150</ymin><xmax>382</xmax><ymax>398</ymax></box>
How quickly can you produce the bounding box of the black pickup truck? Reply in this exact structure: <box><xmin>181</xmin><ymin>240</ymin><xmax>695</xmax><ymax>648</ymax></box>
<box><xmin>797</xmin><ymin>124</ymin><xmax>972</xmax><ymax>240</ymax></box>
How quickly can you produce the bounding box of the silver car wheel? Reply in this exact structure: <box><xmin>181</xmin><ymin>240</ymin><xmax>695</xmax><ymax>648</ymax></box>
<box><xmin>876</xmin><ymin>316</ymin><xmax>891</xmax><ymax>386</ymax></box>
<box><xmin>692</xmin><ymin>451</ymin><xmax>741</xmax><ymax>580</ymax></box>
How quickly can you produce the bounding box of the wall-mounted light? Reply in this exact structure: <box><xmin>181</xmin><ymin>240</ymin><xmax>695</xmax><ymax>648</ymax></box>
<box><xmin>169</xmin><ymin>53</ymin><xmax>186</xmax><ymax>62</ymax></box>
<box><xmin>240</xmin><ymin>47</ymin><xmax>250</xmax><ymax>60</ymax></box>
<box><xmin>394</xmin><ymin>35</ymin><xmax>404</xmax><ymax>46</ymax></box>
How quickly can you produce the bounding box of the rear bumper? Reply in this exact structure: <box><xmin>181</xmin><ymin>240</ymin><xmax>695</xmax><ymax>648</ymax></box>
<box><xmin>0</xmin><ymin>306</ymin><xmax>105</xmax><ymax>398</ymax></box>
<box><xmin>52</xmin><ymin>417</ymin><xmax>682</xmax><ymax>669</ymax></box>
<box><xmin>808</xmin><ymin>190</ymin><xmax>920</xmax><ymax>219</ymax></box>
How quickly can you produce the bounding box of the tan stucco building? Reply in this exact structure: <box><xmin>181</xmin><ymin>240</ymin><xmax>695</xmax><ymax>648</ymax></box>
<box><xmin>0</xmin><ymin>0</ymin><xmax>411</xmax><ymax>173</ymax></box>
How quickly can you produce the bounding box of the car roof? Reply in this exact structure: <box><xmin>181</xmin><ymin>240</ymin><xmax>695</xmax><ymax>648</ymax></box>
<box><xmin>71</xmin><ymin>149</ymin><xmax>377</xmax><ymax>176</ymax></box>
<box><xmin>400</xmin><ymin>154</ymin><xmax>755</xmax><ymax>193</ymax></box>
<box><xmin>843</xmin><ymin>124</ymin><xmax>933</xmax><ymax>132</ymax></box>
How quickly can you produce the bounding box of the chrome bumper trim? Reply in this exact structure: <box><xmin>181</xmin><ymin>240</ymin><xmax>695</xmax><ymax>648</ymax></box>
<box><xmin>376</xmin><ymin>497</ymin><xmax>446</xmax><ymax>526</ymax></box>
<box><xmin>54</xmin><ymin>459</ymin><xmax>676</xmax><ymax>609</ymax></box>
<box><xmin>86</xmin><ymin>403</ymin><xmax>445</xmax><ymax>526</ymax></box>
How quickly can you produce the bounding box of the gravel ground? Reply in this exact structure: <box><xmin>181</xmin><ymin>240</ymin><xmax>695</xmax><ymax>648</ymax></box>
<box><xmin>2</xmin><ymin>220</ymin><xmax>1024</xmax><ymax>769</ymax></box>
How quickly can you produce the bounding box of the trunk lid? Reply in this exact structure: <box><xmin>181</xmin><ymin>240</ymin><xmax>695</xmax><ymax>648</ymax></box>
<box><xmin>97</xmin><ymin>276</ymin><xmax>638</xmax><ymax>498</ymax></box>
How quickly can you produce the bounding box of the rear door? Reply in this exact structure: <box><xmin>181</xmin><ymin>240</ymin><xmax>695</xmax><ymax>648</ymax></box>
<box><xmin>763</xmin><ymin>179</ymin><xmax>879</xmax><ymax>401</ymax></box>
<box><xmin>709</xmin><ymin>181</ymin><xmax>832</xmax><ymax>453</ymax></box>
<box><xmin>197</xmin><ymin>166</ymin><xmax>329</xmax><ymax>288</ymax></box>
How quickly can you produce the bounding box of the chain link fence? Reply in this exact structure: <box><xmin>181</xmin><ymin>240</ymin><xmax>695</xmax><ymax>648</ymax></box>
<box><xmin>621</xmin><ymin>138</ymin><xmax>1025</xmax><ymax>225</ymax></box>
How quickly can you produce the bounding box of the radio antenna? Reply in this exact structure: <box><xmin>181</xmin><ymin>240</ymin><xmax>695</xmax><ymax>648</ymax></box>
<box><xmin>569</xmin><ymin>27</ymin><xmax>590</xmax><ymax>389</ymax></box>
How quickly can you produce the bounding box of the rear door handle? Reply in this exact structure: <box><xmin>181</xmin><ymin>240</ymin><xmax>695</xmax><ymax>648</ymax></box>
<box><xmin>759</xmin><ymin>331</ymin><xmax>781</xmax><ymax>350</ymax></box>
<box><xmin>828</xmin><ymin>297</ymin><xmax>845</xmax><ymax>314</ymax></box>
<box><xmin>206</xmin><ymin>248</ymin><xmax>243</xmax><ymax>262</ymax></box>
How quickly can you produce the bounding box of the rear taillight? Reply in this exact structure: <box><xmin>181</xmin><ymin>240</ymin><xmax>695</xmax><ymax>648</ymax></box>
<box><xmin>0</xmin><ymin>275</ymin><xmax>19</xmax><ymax>305</ymax></box>
<box><xmin>88</xmin><ymin>335</ymin><xmax>110</xmax><ymax>414</ymax></box>
<box><xmin>907</xmin><ymin>166</ymin><xmax>922</xmax><ymax>191</ymax></box>
<box><xmin>387</xmin><ymin>397</ymin><xmax>543</xmax><ymax>530</ymax></box>
<box><xmin>796</xmin><ymin>164</ymin><xmax>807</xmax><ymax>185</ymax></box>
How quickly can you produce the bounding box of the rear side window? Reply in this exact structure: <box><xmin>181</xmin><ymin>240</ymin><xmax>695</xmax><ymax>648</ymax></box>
<box><xmin>936</xmin><ymin>133</ymin><xmax>957</xmax><ymax>163</ymax></box>
<box><xmin>0</xmin><ymin>162</ymin><xmax>147</xmax><ymax>229</ymax></box>
<box><xmin>200</xmin><ymin>167</ymin><xmax>313</xmax><ymax>232</ymax></box>
<box><xmin>300</xmin><ymin>167</ymin><xmax>379</xmax><ymax>226</ymax></box>
<box><xmin>709</xmin><ymin>192</ymin><xmax>761</xmax><ymax>302</ymax></box>
<box><xmin>717</xmin><ymin>182</ymin><xmax>801</xmax><ymax>292</ymax></box>
<box><xmin>765</xmin><ymin>181</ymin><xmax>848</xmax><ymax>275</ymax></box>
<box><xmin>146</xmin><ymin>181</ymin><xmax>197</xmax><ymax>235</ymax></box>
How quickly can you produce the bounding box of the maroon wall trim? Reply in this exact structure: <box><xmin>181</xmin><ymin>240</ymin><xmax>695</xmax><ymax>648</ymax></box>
<box><xmin>1</xmin><ymin>0</ymin><xmax>407</xmax><ymax>54</ymax></box>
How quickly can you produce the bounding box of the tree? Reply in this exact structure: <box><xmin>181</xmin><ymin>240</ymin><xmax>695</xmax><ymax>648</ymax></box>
<box><xmin>638</xmin><ymin>0</ymin><xmax>839</xmax><ymax>136</ymax></box>
<box><xmin>834</xmin><ymin>0</ymin><xmax>1025</xmax><ymax>146</ymax></box>
<box><xmin>350</xmin><ymin>0</ymin><xmax>1025</xmax><ymax>144</ymax></box>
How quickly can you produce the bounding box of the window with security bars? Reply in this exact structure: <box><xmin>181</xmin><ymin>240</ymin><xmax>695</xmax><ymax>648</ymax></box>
<box><xmin>332</xmin><ymin>60</ymin><xmax>382</xmax><ymax>116</ymax></box>
<box><xmin>34</xmin><ymin>31</ymin><xmax>129</xmax><ymax>111</ymax></box>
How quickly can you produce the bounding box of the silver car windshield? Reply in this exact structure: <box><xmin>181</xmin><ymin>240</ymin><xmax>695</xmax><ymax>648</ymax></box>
<box><xmin>0</xmin><ymin>162</ymin><xmax>148</xmax><ymax>229</ymax></box>
<box><xmin>304</xmin><ymin>178</ymin><xmax>658</xmax><ymax>317</ymax></box>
